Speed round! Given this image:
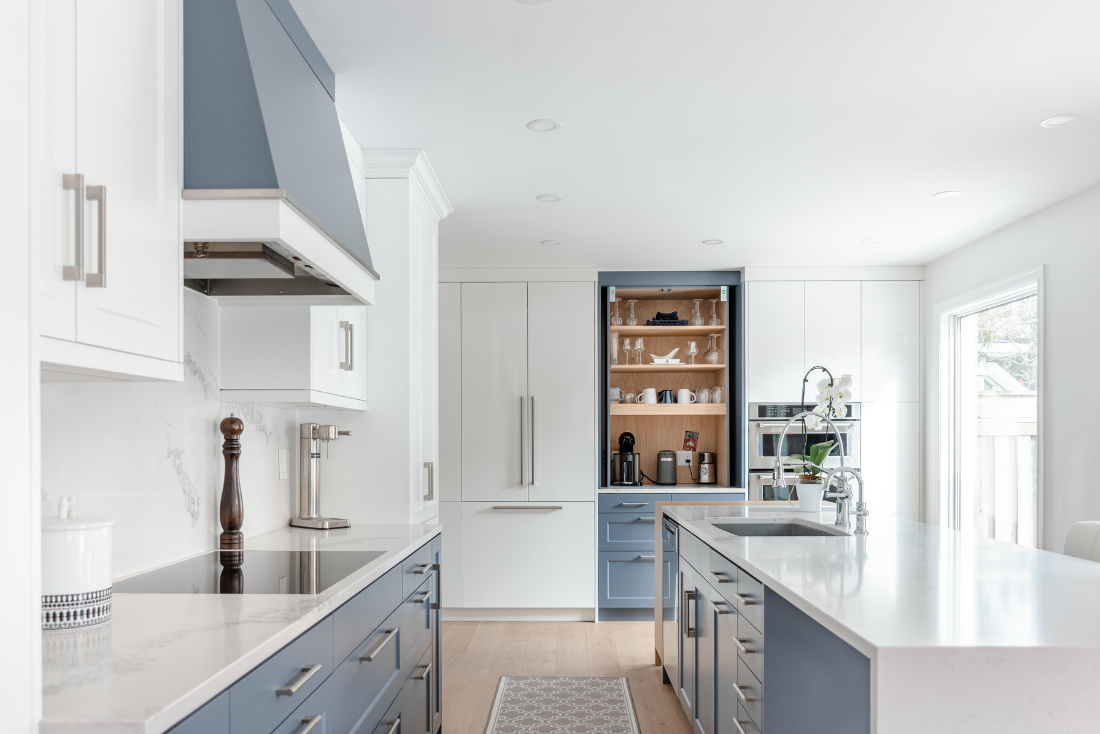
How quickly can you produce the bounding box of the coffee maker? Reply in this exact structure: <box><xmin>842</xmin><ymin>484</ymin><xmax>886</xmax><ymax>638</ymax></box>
<box><xmin>612</xmin><ymin>432</ymin><xmax>641</xmax><ymax>486</ymax></box>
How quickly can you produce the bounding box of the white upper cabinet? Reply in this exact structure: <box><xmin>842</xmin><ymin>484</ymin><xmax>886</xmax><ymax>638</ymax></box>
<box><xmin>862</xmin><ymin>281</ymin><xmax>920</xmax><ymax>403</ymax></box>
<box><xmin>438</xmin><ymin>284</ymin><xmax>462</xmax><ymax>503</ymax></box>
<box><xmin>747</xmin><ymin>281</ymin><xmax>805</xmax><ymax>402</ymax></box>
<box><xmin>527</xmin><ymin>282</ymin><xmax>595</xmax><ymax>502</ymax></box>
<box><xmin>805</xmin><ymin>281</ymin><xmax>862</xmax><ymax>399</ymax></box>
<box><xmin>460</xmin><ymin>283</ymin><xmax>529</xmax><ymax>502</ymax></box>
<box><xmin>33</xmin><ymin>0</ymin><xmax>182</xmax><ymax>380</ymax></box>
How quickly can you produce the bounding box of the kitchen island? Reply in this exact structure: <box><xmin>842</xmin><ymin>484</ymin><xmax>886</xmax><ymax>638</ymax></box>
<box><xmin>657</xmin><ymin>504</ymin><xmax>1100</xmax><ymax>734</ymax></box>
<box><xmin>42</xmin><ymin>523</ymin><xmax>440</xmax><ymax>734</ymax></box>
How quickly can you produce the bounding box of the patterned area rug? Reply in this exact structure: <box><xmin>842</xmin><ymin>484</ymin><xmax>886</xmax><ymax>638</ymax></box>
<box><xmin>484</xmin><ymin>677</ymin><xmax>641</xmax><ymax>734</ymax></box>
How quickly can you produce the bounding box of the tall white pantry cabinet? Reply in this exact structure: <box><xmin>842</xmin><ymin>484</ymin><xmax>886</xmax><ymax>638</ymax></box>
<box><xmin>439</xmin><ymin>280</ymin><xmax>597</xmax><ymax>616</ymax></box>
<box><xmin>32</xmin><ymin>0</ymin><xmax>183</xmax><ymax>381</ymax></box>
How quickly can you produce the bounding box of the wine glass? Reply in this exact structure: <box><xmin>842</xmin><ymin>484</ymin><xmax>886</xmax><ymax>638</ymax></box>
<box><xmin>626</xmin><ymin>299</ymin><xmax>639</xmax><ymax>326</ymax></box>
<box><xmin>686</xmin><ymin>341</ymin><xmax>699</xmax><ymax>365</ymax></box>
<box><xmin>708</xmin><ymin>299</ymin><xmax>720</xmax><ymax>326</ymax></box>
<box><xmin>634</xmin><ymin>337</ymin><xmax>645</xmax><ymax>365</ymax></box>
<box><xmin>621</xmin><ymin>337</ymin><xmax>632</xmax><ymax>365</ymax></box>
<box><xmin>611</xmin><ymin>331</ymin><xmax>620</xmax><ymax>365</ymax></box>
<box><xmin>691</xmin><ymin>299</ymin><xmax>704</xmax><ymax>326</ymax></box>
<box><xmin>611</xmin><ymin>297</ymin><xmax>623</xmax><ymax>326</ymax></box>
<box><xmin>704</xmin><ymin>333</ymin><xmax>721</xmax><ymax>365</ymax></box>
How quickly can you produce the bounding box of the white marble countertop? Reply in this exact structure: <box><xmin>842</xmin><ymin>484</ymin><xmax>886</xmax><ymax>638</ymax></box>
<box><xmin>41</xmin><ymin>523</ymin><xmax>440</xmax><ymax>734</ymax></box>
<box><xmin>660</xmin><ymin>504</ymin><xmax>1100</xmax><ymax>733</ymax></box>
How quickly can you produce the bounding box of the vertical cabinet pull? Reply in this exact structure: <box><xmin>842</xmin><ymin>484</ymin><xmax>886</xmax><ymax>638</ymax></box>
<box><xmin>529</xmin><ymin>395</ymin><xmax>535</xmax><ymax>485</ymax></box>
<box><xmin>62</xmin><ymin>174</ymin><xmax>84</xmax><ymax>281</ymax></box>
<box><xmin>339</xmin><ymin>321</ymin><xmax>353</xmax><ymax>370</ymax></box>
<box><xmin>423</xmin><ymin>461</ymin><xmax>434</xmax><ymax>500</ymax></box>
<box><xmin>684</xmin><ymin>590</ymin><xmax>696</xmax><ymax>638</ymax></box>
<box><xmin>519</xmin><ymin>397</ymin><xmax>525</xmax><ymax>486</ymax></box>
<box><xmin>85</xmin><ymin>185</ymin><xmax>107</xmax><ymax>287</ymax></box>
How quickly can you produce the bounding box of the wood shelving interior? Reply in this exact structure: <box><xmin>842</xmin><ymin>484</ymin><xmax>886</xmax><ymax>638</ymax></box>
<box><xmin>611</xmin><ymin>403</ymin><xmax>727</xmax><ymax>416</ymax></box>
<box><xmin>611</xmin><ymin>363</ymin><xmax>724</xmax><ymax>373</ymax></box>
<box><xmin>611</xmin><ymin>324</ymin><xmax>726</xmax><ymax>337</ymax></box>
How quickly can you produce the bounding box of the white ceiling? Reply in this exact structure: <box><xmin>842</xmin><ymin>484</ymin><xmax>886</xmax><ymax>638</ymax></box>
<box><xmin>292</xmin><ymin>0</ymin><xmax>1100</xmax><ymax>270</ymax></box>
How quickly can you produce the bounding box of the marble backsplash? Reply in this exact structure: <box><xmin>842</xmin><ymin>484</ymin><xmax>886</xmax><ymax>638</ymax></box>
<box><xmin>40</xmin><ymin>290</ymin><xmax>298</xmax><ymax>579</ymax></box>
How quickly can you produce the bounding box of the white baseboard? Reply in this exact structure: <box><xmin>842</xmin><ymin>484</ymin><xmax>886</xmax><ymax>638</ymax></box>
<box><xmin>441</xmin><ymin>607</ymin><xmax>596</xmax><ymax>622</ymax></box>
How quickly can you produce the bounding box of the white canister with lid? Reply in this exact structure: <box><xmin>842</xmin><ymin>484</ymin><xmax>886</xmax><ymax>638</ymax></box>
<box><xmin>42</xmin><ymin>498</ymin><xmax>114</xmax><ymax>630</ymax></box>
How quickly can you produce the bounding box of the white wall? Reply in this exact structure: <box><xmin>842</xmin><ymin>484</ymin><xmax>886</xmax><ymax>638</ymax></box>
<box><xmin>40</xmin><ymin>290</ymin><xmax>298</xmax><ymax>579</ymax></box>
<box><xmin>923</xmin><ymin>181</ymin><xmax>1100</xmax><ymax>551</ymax></box>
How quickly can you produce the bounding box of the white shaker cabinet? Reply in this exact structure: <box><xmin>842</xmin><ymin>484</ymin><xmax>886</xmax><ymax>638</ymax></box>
<box><xmin>746</xmin><ymin>281</ymin><xmax>805</xmax><ymax>402</ymax></box>
<box><xmin>438</xmin><ymin>284</ymin><xmax>463</xmax><ymax>503</ymax></box>
<box><xmin>34</xmin><ymin>0</ymin><xmax>182</xmax><ymax>379</ymax></box>
<box><xmin>861</xmin><ymin>401</ymin><xmax>920</xmax><ymax>520</ymax></box>
<box><xmin>862</xmin><ymin>281</ymin><xmax>920</xmax><ymax>403</ymax></box>
<box><xmin>805</xmin><ymin>281</ymin><xmax>862</xmax><ymax>397</ymax></box>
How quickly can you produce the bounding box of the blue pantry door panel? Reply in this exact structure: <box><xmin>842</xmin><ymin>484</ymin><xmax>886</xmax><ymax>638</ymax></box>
<box><xmin>598</xmin><ymin>512</ymin><xmax>660</xmax><ymax>551</ymax></box>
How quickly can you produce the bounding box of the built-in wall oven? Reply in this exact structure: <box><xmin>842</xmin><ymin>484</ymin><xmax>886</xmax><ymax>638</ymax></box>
<box><xmin>748</xmin><ymin>402</ymin><xmax>860</xmax><ymax>500</ymax></box>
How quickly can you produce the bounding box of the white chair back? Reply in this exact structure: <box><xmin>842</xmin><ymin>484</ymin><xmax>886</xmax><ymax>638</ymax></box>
<box><xmin>1063</xmin><ymin>521</ymin><xmax>1100</xmax><ymax>562</ymax></box>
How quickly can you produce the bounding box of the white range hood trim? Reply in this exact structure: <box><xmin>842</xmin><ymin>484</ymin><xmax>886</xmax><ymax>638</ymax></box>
<box><xmin>182</xmin><ymin>192</ymin><xmax>377</xmax><ymax>305</ymax></box>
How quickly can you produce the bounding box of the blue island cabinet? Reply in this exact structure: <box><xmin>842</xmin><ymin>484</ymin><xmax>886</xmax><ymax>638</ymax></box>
<box><xmin>167</xmin><ymin>537</ymin><xmax>440</xmax><ymax>734</ymax></box>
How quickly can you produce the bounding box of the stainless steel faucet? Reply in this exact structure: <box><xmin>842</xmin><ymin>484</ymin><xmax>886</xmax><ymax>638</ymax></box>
<box><xmin>773</xmin><ymin>410</ymin><xmax>867</xmax><ymax>533</ymax></box>
<box><xmin>291</xmin><ymin>423</ymin><xmax>352</xmax><ymax>530</ymax></box>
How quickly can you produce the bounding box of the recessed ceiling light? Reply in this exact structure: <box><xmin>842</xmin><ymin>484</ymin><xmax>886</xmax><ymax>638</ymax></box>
<box><xmin>861</xmin><ymin>238</ymin><xmax>883</xmax><ymax>245</ymax></box>
<box><xmin>702</xmin><ymin>239</ymin><xmax>723</xmax><ymax>246</ymax></box>
<box><xmin>541</xmin><ymin>240</ymin><xmax>561</xmax><ymax>246</ymax></box>
<box><xmin>1040</xmin><ymin>114</ymin><xmax>1080</xmax><ymax>128</ymax></box>
<box><xmin>932</xmin><ymin>191</ymin><xmax>961</xmax><ymax>199</ymax></box>
<box><xmin>527</xmin><ymin>119</ymin><xmax>562</xmax><ymax>132</ymax></box>
<box><xmin>535</xmin><ymin>194</ymin><xmax>562</xmax><ymax>203</ymax></box>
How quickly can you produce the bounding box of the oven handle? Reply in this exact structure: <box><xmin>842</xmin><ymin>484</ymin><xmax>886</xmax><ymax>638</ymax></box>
<box><xmin>752</xmin><ymin>421</ymin><xmax>856</xmax><ymax>433</ymax></box>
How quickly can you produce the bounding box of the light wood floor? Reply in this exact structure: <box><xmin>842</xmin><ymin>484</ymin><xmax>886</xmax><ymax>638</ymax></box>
<box><xmin>440</xmin><ymin>621</ymin><xmax>691</xmax><ymax>734</ymax></box>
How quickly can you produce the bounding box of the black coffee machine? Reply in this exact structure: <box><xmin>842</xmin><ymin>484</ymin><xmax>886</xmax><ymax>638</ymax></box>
<box><xmin>612</xmin><ymin>432</ymin><xmax>642</xmax><ymax>486</ymax></box>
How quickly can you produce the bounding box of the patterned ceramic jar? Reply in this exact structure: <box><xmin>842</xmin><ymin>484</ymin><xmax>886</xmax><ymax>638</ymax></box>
<box><xmin>42</xmin><ymin>513</ymin><xmax>114</xmax><ymax>630</ymax></box>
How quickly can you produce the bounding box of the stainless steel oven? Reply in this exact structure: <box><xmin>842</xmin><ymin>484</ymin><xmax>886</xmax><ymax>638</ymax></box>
<box><xmin>748</xmin><ymin>402</ymin><xmax>860</xmax><ymax>474</ymax></box>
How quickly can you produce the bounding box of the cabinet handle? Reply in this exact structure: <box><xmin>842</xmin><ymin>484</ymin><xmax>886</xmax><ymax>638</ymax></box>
<box><xmin>734</xmin><ymin>638</ymin><xmax>754</xmax><ymax>655</ymax></box>
<box><xmin>84</xmin><ymin>185</ymin><xmax>107</xmax><ymax>287</ymax></box>
<box><xmin>339</xmin><ymin>321</ymin><xmax>353</xmax><ymax>370</ymax></box>
<box><xmin>733</xmin><ymin>718</ymin><xmax>751</xmax><ymax>734</ymax></box>
<box><xmin>412</xmin><ymin>563</ymin><xmax>432</xmax><ymax>575</ymax></box>
<box><xmin>295</xmin><ymin>715</ymin><xmax>323</xmax><ymax>734</ymax></box>
<box><xmin>62</xmin><ymin>173</ymin><xmax>84</xmax><ymax>281</ymax></box>
<box><xmin>360</xmin><ymin>628</ymin><xmax>398</xmax><ymax>662</ymax></box>
<box><xmin>491</xmin><ymin>505</ymin><xmax>562</xmax><ymax>510</ymax></box>
<box><xmin>276</xmin><ymin>664</ymin><xmax>322</xmax><ymax>696</ymax></box>
<box><xmin>383</xmin><ymin>718</ymin><xmax>401</xmax><ymax>734</ymax></box>
<box><xmin>734</xmin><ymin>593</ymin><xmax>756</xmax><ymax>606</ymax></box>
<box><xmin>414</xmin><ymin>662</ymin><xmax>432</xmax><ymax>680</ymax></box>
<box><xmin>716</xmin><ymin>602</ymin><xmax>734</xmax><ymax>615</ymax></box>
<box><xmin>637</xmin><ymin>555</ymin><xmax>655</xmax><ymax>560</ymax></box>
<box><xmin>734</xmin><ymin>683</ymin><xmax>755</xmax><ymax>703</ymax></box>
<box><xmin>620</xmin><ymin>502</ymin><xmax>648</xmax><ymax>507</ymax></box>
<box><xmin>413</xmin><ymin>591</ymin><xmax>431</xmax><ymax>605</ymax></box>
<box><xmin>711</xmin><ymin>571</ymin><xmax>733</xmax><ymax>584</ymax></box>
<box><xmin>637</xmin><ymin>516</ymin><xmax>656</xmax><ymax>521</ymax></box>
<box><xmin>423</xmin><ymin>461</ymin><xmax>434</xmax><ymax>501</ymax></box>
<box><xmin>519</xmin><ymin>397</ymin><xmax>525</xmax><ymax>486</ymax></box>
<box><xmin>529</xmin><ymin>396</ymin><xmax>535</xmax><ymax>485</ymax></box>
<box><xmin>684</xmin><ymin>590</ymin><xmax>696</xmax><ymax>638</ymax></box>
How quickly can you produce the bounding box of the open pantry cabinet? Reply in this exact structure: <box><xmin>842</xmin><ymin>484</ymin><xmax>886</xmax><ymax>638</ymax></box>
<box><xmin>598</xmin><ymin>273</ymin><xmax>746</xmax><ymax>489</ymax></box>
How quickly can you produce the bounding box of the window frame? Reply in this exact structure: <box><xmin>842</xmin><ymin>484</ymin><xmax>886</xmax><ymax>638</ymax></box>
<box><xmin>935</xmin><ymin>268</ymin><xmax>1043</xmax><ymax>544</ymax></box>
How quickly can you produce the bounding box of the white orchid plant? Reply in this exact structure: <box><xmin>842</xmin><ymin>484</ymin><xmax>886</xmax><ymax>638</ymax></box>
<box><xmin>804</xmin><ymin>373</ymin><xmax>853</xmax><ymax>430</ymax></box>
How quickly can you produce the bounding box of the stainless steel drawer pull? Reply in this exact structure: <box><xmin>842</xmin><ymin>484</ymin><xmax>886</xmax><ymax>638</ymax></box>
<box><xmin>339</xmin><ymin>321</ymin><xmax>353</xmax><ymax>370</ymax></box>
<box><xmin>637</xmin><ymin>516</ymin><xmax>656</xmax><ymax>521</ymax></box>
<box><xmin>529</xmin><ymin>395</ymin><xmax>535</xmax><ymax>485</ymax></box>
<box><xmin>733</xmin><ymin>718</ymin><xmax>750</xmax><ymax>734</ymax></box>
<box><xmin>716</xmin><ymin>602</ymin><xmax>734</xmax><ymax>615</ymax></box>
<box><xmin>734</xmin><ymin>637</ymin><xmax>755</xmax><ymax>655</ymax></box>
<box><xmin>384</xmin><ymin>717</ymin><xmax>401</xmax><ymax>734</ymax></box>
<box><xmin>621</xmin><ymin>502</ymin><xmax>648</xmax><ymax>507</ymax></box>
<box><xmin>711</xmin><ymin>571</ymin><xmax>733</xmax><ymax>584</ymax></box>
<box><xmin>684</xmin><ymin>590</ymin><xmax>696</xmax><ymax>637</ymax></box>
<box><xmin>423</xmin><ymin>461</ymin><xmax>434</xmax><ymax>501</ymax></box>
<box><xmin>62</xmin><ymin>173</ymin><xmax>84</xmax><ymax>280</ymax></box>
<box><xmin>276</xmin><ymin>663</ymin><xmax>322</xmax><ymax>696</ymax></box>
<box><xmin>637</xmin><ymin>555</ymin><xmax>655</xmax><ymax>560</ymax></box>
<box><xmin>412</xmin><ymin>563</ymin><xmax>432</xmax><ymax>575</ymax></box>
<box><xmin>414</xmin><ymin>662</ymin><xmax>432</xmax><ymax>680</ymax></box>
<box><xmin>413</xmin><ymin>592</ymin><xmax>431</xmax><ymax>605</ymax></box>
<box><xmin>734</xmin><ymin>592</ymin><xmax>756</xmax><ymax>606</ymax></box>
<box><xmin>519</xmin><ymin>397</ymin><xmax>525</xmax><ymax>486</ymax></box>
<box><xmin>734</xmin><ymin>684</ymin><xmax>755</xmax><ymax>703</ymax></box>
<box><xmin>296</xmin><ymin>715</ymin><xmax>323</xmax><ymax>734</ymax></box>
<box><xmin>491</xmin><ymin>506</ymin><xmax>562</xmax><ymax>510</ymax></box>
<box><xmin>84</xmin><ymin>184</ymin><xmax>107</xmax><ymax>287</ymax></box>
<box><xmin>360</xmin><ymin>628</ymin><xmax>398</xmax><ymax>662</ymax></box>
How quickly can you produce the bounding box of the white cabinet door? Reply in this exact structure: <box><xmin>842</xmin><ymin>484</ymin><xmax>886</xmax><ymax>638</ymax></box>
<box><xmin>460</xmin><ymin>283</ymin><xmax>529</xmax><ymax>502</ymax></box>
<box><xmin>311</xmin><ymin>306</ymin><xmax>345</xmax><ymax>396</ymax></box>
<box><xmin>31</xmin><ymin>0</ymin><xmax>78</xmax><ymax>341</ymax></box>
<box><xmin>805</xmin><ymin>281</ymin><xmax>861</xmax><ymax>399</ymax></box>
<box><xmin>73</xmin><ymin>0</ymin><xmax>180</xmax><ymax>362</ymax></box>
<box><xmin>860</xmin><ymin>402</ymin><xmax>920</xmax><ymax>521</ymax></box>
<box><xmin>862</xmin><ymin>281</ymin><xmax>920</xmax><ymax>403</ymax></box>
<box><xmin>460</xmin><ymin>503</ymin><xmax>594</xmax><ymax>608</ymax></box>
<box><xmin>411</xmin><ymin>207</ymin><xmax>439</xmax><ymax>523</ymax></box>
<box><xmin>339</xmin><ymin>305</ymin><xmax>367</xmax><ymax>401</ymax></box>
<box><xmin>438</xmin><ymin>283</ymin><xmax>462</xmax><ymax>503</ymax></box>
<box><xmin>747</xmin><ymin>281</ymin><xmax>805</xmax><ymax>403</ymax></box>
<box><xmin>527</xmin><ymin>282</ymin><xmax>596</xmax><ymax>502</ymax></box>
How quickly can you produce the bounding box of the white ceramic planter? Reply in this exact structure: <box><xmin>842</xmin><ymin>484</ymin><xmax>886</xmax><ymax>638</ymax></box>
<box><xmin>797</xmin><ymin>482</ymin><xmax>825</xmax><ymax>512</ymax></box>
<box><xmin>42</xmin><ymin>515</ymin><xmax>114</xmax><ymax>630</ymax></box>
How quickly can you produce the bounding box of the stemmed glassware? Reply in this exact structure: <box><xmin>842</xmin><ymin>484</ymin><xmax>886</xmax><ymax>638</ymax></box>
<box><xmin>704</xmin><ymin>333</ymin><xmax>721</xmax><ymax>365</ymax></box>
<box><xmin>691</xmin><ymin>299</ymin><xmax>704</xmax><ymax>326</ymax></box>
<box><xmin>611</xmin><ymin>297</ymin><xmax>623</xmax><ymax>326</ymax></box>
<box><xmin>621</xmin><ymin>337</ymin><xmax>632</xmax><ymax>365</ymax></box>
<box><xmin>686</xmin><ymin>341</ymin><xmax>698</xmax><ymax>365</ymax></box>
<box><xmin>626</xmin><ymin>299</ymin><xmax>639</xmax><ymax>326</ymax></box>
<box><xmin>633</xmin><ymin>337</ymin><xmax>645</xmax><ymax>365</ymax></box>
<box><xmin>611</xmin><ymin>331</ymin><xmax>620</xmax><ymax>365</ymax></box>
<box><xmin>708</xmin><ymin>299</ymin><xmax>720</xmax><ymax>326</ymax></box>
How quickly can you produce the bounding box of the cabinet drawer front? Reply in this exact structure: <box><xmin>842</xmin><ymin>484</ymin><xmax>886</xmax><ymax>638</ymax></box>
<box><xmin>402</xmin><ymin>542</ymin><xmax>435</xmax><ymax>598</ymax></box>
<box><xmin>598</xmin><ymin>512</ymin><xmax>660</xmax><ymax>551</ymax></box>
<box><xmin>736</xmin><ymin>656</ymin><xmax>763</xmax><ymax>730</ymax></box>
<box><xmin>400</xmin><ymin>577</ymin><xmax>434</xmax><ymax>681</ymax></box>
<box><xmin>598</xmin><ymin>552</ymin><xmax>671</xmax><ymax>608</ymax></box>
<box><xmin>598</xmin><ymin>494</ymin><xmax>670</xmax><ymax>513</ymax></box>
<box><xmin>708</xmin><ymin>549</ymin><xmax>740</xmax><ymax>602</ymax></box>
<box><xmin>272</xmin><ymin>678</ymin><xmax>334</xmax><ymax>734</ymax></box>
<box><xmin>736</xmin><ymin>702</ymin><xmax>761</xmax><ymax>734</ymax></box>
<box><xmin>674</xmin><ymin>493</ymin><xmax>745</xmax><ymax>503</ymax></box>
<box><xmin>335</xmin><ymin>566</ymin><xmax>402</xmax><ymax>664</ymax></box>
<box><xmin>737</xmin><ymin>570</ymin><xmax>764</xmax><ymax>632</ymax></box>
<box><xmin>169</xmin><ymin>690</ymin><xmax>228</xmax><ymax>734</ymax></box>
<box><xmin>679</xmin><ymin>528</ymin><xmax>710</xmax><ymax>576</ymax></box>
<box><xmin>333</xmin><ymin>605</ymin><xmax>404</xmax><ymax>734</ymax></box>
<box><xmin>230</xmin><ymin>616</ymin><xmax>334</xmax><ymax>734</ymax></box>
<box><xmin>403</xmin><ymin>646</ymin><xmax>433</xmax><ymax>734</ymax></box>
<box><xmin>736</xmin><ymin>614</ymin><xmax>764</xmax><ymax>683</ymax></box>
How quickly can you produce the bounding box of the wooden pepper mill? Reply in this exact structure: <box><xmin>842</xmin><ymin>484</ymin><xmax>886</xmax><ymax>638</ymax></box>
<box><xmin>219</xmin><ymin>414</ymin><xmax>245</xmax><ymax>593</ymax></box>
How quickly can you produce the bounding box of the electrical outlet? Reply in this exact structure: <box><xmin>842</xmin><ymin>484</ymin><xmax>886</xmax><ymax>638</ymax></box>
<box><xmin>677</xmin><ymin>451</ymin><xmax>693</xmax><ymax>466</ymax></box>
<box><xmin>278</xmin><ymin>449</ymin><xmax>288</xmax><ymax>480</ymax></box>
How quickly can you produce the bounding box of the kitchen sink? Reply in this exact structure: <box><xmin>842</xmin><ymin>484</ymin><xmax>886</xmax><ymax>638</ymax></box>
<box><xmin>712</xmin><ymin>520</ymin><xmax>849</xmax><ymax>537</ymax></box>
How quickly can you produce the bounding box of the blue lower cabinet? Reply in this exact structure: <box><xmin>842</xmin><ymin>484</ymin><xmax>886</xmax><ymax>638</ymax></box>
<box><xmin>673</xmin><ymin>492</ymin><xmax>745</xmax><ymax>502</ymax></box>
<box><xmin>598</xmin><ymin>552</ymin><xmax>671</xmax><ymax>609</ymax></box>
<box><xmin>598</xmin><ymin>512</ymin><xmax>661</xmax><ymax>551</ymax></box>
<box><xmin>230</xmin><ymin>617</ymin><xmax>335</xmax><ymax>734</ymax></box>
<box><xmin>168</xmin><ymin>690</ymin><xmax>229</xmax><ymax>734</ymax></box>
<box><xmin>404</xmin><ymin>647</ymin><xmax>433</xmax><ymax>734</ymax></box>
<box><xmin>332</xmin><ymin>604</ymin><xmax>404</xmax><ymax>734</ymax></box>
<box><xmin>735</xmin><ymin>702</ymin><xmax>761</xmax><ymax>734</ymax></box>
<box><xmin>273</xmin><ymin>678</ymin><xmax>335</xmax><ymax>734</ymax></box>
<box><xmin>598</xmin><ymin>493</ymin><xmax>671</xmax><ymax>513</ymax></box>
<box><xmin>429</xmin><ymin>538</ymin><xmax>442</xmax><ymax>734</ymax></box>
<box><xmin>334</xmin><ymin>566</ymin><xmax>402</xmax><ymax>664</ymax></box>
<box><xmin>402</xmin><ymin>543</ymin><xmax>434</xmax><ymax>598</ymax></box>
<box><xmin>400</xmin><ymin>577</ymin><xmax>433</xmax><ymax>680</ymax></box>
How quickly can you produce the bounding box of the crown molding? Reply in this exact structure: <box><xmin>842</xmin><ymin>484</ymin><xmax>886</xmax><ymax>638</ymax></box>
<box><xmin>361</xmin><ymin>149</ymin><xmax>454</xmax><ymax>222</ymax></box>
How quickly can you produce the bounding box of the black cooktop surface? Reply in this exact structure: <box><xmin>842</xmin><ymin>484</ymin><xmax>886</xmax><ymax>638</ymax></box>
<box><xmin>113</xmin><ymin>550</ymin><xmax>386</xmax><ymax>595</ymax></box>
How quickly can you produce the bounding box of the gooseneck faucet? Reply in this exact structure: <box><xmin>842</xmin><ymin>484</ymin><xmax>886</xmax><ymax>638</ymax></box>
<box><xmin>773</xmin><ymin>411</ymin><xmax>867</xmax><ymax>534</ymax></box>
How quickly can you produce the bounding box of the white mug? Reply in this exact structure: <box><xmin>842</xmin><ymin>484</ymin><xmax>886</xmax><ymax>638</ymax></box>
<box><xmin>676</xmin><ymin>389</ymin><xmax>696</xmax><ymax>404</ymax></box>
<box><xmin>638</xmin><ymin>388</ymin><xmax>658</xmax><ymax>404</ymax></box>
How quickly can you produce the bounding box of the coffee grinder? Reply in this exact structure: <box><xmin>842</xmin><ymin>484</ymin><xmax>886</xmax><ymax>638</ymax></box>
<box><xmin>612</xmin><ymin>432</ymin><xmax>641</xmax><ymax>486</ymax></box>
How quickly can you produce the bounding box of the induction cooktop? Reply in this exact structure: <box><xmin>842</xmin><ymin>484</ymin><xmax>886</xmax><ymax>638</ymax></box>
<box><xmin>113</xmin><ymin>550</ymin><xmax>386</xmax><ymax>595</ymax></box>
